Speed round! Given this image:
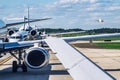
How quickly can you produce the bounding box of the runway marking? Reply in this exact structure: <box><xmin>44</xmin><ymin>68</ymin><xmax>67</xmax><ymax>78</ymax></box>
<box><xmin>0</xmin><ymin>56</ymin><xmax>13</xmax><ymax>65</ymax></box>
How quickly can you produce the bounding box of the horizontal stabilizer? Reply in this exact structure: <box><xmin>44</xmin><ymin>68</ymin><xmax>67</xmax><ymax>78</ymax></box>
<box><xmin>0</xmin><ymin>18</ymin><xmax>52</xmax><ymax>29</ymax></box>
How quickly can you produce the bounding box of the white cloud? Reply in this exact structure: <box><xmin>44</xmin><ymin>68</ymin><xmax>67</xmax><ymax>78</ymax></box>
<box><xmin>2</xmin><ymin>0</ymin><xmax>120</xmax><ymax>29</ymax></box>
<box><xmin>80</xmin><ymin>0</ymin><xmax>97</xmax><ymax>3</ymax></box>
<box><xmin>33</xmin><ymin>1</ymin><xmax>120</xmax><ymax>29</ymax></box>
<box><xmin>105</xmin><ymin>5</ymin><xmax>120</xmax><ymax>11</ymax></box>
<box><xmin>59</xmin><ymin>0</ymin><xmax>79</xmax><ymax>4</ymax></box>
<box><xmin>58</xmin><ymin>0</ymin><xmax>97</xmax><ymax>4</ymax></box>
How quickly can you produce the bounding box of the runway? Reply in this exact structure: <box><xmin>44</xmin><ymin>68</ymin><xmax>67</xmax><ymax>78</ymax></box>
<box><xmin>0</xmin><ymin>41</ymin><xmax>120</xmax><ymax>80</ymax></box>
<box><xmin>71</xmin><ymin>41</ymin><xmax>120</xmax><ymax>80</ymax></box>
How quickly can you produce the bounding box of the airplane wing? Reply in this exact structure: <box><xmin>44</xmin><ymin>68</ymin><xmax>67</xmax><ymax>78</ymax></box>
<box><xmin>62</xmin><ymin>33</ymin><xmax>120</xmax><ymax>42</ymax></box>
<box><xmin>0</xmin><ymin>18</ymin><xmax>51</xmax><ymax>29</ymax></box>
<box><xmin>45</xmin><ymin>37</ymin><xmax>115</xmax><ymax>80</ymax></box>
<box><xmin>0</xmin><ymin>40</ymin><xmax>43</xmax><ymax>53</ymax></box>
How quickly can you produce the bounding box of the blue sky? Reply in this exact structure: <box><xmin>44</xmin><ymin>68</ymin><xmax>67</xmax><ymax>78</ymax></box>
<box><xmin>0</xmin><ymin>0</ymin><xmax>120</xmax><ymax>30</ymax></box>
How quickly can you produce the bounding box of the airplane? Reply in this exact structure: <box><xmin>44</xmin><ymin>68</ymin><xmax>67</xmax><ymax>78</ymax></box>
<box><xmin>7</xmin><ymin>22</ymin><xmax>48</xmax><ymax>42</ymax></box>
<box><xmin>0</xmin><ymin>17</ymin><xmax>51</xmax><ymax>42</ymax></box>
<box><xmin>97</xmin><ymin>18</ymin><xmax>104</xmax><ymax>23</ymax></box>
<box><xmin>1</xmin><ymin>7</ymin><xmax>52</xmax><ymax>42</ymax></box>
<box><xmin>0</xmin><ymin>31</ymin><xmax>120</xmax><ymax>80</ymax></box>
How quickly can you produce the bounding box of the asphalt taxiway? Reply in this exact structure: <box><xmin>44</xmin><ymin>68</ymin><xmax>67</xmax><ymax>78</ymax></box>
<box><xmin>0</xmin><ymin>52</ymin><xmax>73</xmax><ymax>80</ymax></box>
<box><xmin>71</xmin><ymin>41</ymin><xmax>120</xmax><ymax>80</ymax></box>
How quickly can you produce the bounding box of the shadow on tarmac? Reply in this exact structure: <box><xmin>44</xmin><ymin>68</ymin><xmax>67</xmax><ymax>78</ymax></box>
<box><xmin>105</xmin><ymin>68</ymin><xmax>120</xmax><ymax>72</ymax></box>
<box><xmin>0</xmin><ymin>63</ymin><xmax>69</xmax><ymax>80</ymax></box>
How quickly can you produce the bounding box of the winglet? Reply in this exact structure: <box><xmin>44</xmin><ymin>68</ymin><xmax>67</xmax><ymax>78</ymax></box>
<box><xmin>0</xmin><ymin>20</ymin><xmax>6</xmax><ymax>28</ymax></box>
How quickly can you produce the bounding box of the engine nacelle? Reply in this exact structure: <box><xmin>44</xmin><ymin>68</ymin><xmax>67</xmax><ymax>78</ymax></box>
<box><xmin>8</xmin><ymin>30</ymin><xmax>15</xmax><ymax>36</ymax></box>
<box><xmin>30</xmin><ymin>30</ymin><xmax>37</xmax><ymax>36</ymax></box>
<box><xmin>24</xmin><ymin>47</ymin><xmax>49</xmax><ymax>69</ymax></box>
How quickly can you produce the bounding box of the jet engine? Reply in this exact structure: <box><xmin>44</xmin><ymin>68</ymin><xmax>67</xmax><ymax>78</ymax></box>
<box><xmin>24</xmin><ymin>47</ymin><xmax>49</xmax><ymax>69</ymax></box>
<box><xmin>8</xmin><ymin>30</ymin><xmax>15</xmax><ymax>36</ymax></box>
<box><xmin>30</xmin><ymin>30</ymin><xmax>37</xmax><ymax>36</ymax></box>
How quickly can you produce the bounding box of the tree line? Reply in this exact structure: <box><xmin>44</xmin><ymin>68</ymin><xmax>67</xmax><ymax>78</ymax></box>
<box><xmin>38</xmin><ymin>28</ymin><xmax>120</xmax><ymax>34</ymax></box>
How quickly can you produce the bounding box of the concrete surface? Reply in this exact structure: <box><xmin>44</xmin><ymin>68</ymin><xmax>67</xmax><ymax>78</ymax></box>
<box><xmin>71</xmin><ymin>41</ymin><xmax>120</xmax><ymax>80</ymax></box>
<box><xmin>0</xmin><ymin>52</ymin><xmax>73</xmax><ymax>80</ymax></box>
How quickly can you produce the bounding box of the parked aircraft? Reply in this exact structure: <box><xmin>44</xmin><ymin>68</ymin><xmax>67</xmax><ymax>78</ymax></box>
<box><xmin>2</xmin><ymin>16</ymin><xmax>52</xmax><ymax>42</ymax></box>
<box><xmin>1</xmin><ymin>7</ymin><xmax>51</xmax><ymax>42</ymax></box>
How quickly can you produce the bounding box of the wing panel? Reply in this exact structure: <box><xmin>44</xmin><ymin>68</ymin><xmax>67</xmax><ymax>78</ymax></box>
<box><xmin>68</xmin><ymin>59</ymin><xmax>114</xmax><ymax>80</ymax></box>
<box><xmin>63</xmin><ymin>33</ymin><xmax>120</xmax><ymax>42</ymax></box>
<box><xmin>45</xmin><ymin>37</ymin><xmax>85</xmax><ymax>68</ymax></box>
<box><xmin>45</xmin><ymin>37</ymin><xmax>115</xmax><ymax>80</ymax></box>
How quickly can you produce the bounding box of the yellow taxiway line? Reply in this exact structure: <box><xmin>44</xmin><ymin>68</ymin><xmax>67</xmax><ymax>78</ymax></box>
<box><xmin>0</xmin><ymin>56</ymin><xmax>13</xmax><ymax>65</ymax></box>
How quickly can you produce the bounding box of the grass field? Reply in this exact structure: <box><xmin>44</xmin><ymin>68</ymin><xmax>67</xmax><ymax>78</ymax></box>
<box><xmin>63</xmin><ymin>32</ymin><xmax>120</xmax><ymax>49</ymax></box>
<box><xmin>95</xmin><ymin>42</ymin><xmax>120</xmax><ymax>49</ymax></box>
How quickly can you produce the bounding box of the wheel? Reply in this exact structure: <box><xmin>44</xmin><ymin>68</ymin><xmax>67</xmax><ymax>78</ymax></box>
<box><xmin>22</xmin><ymin>62</ymin><xmax>27</xmax><ymax>72</ymax></box>
<box><xmin>12</xmin><ymin>61</ymin><xmax>17</xmax><ymax>72</ymax></box>
<box><xmin>4</xmin><ymin>38</ymin><xmax>9</xmax><ymax>42</ymax></box>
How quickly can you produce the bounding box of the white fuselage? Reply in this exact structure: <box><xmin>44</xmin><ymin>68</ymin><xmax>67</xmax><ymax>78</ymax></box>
<box><xmin>9</xmin><ymin>30</ymin><xmax>28</xmax><ymax>42</ymax></box>
<box><xmin>8</xmin><ymin>25</ymin><xmax>32</xmax><ymax>42</ymax></box>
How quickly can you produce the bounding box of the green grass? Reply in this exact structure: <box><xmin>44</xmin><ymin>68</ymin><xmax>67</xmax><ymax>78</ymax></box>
<box><xmin>93</xmin><ymin>37</ymin><xmax>120</xmax><ymax>41</ymax></box>
<box><xmin>95</xmin><ymin>42</ymin><xmax>120</xmax><ymax>49</ymax></box>
<box><xmin>62</xmin><ymin>32</ymin><xmax>120</xmax><ymax>49</ymax></box>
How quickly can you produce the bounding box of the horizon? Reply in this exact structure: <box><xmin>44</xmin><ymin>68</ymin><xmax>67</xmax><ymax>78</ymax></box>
<box><xmin>0</xmin><ymin>0</ymin><xmax>120</xmax><ymax>30</ymax></box>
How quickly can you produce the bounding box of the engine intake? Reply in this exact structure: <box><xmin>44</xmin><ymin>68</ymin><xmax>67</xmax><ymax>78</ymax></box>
<box><xmin>8</xmin><ymin>30</ymin><xmax>14</xmax><ymax>36</ymax></box>
<box><xmin>24</xmin><ymin>47</ymin><xmax>49</xmax><ymax>69</ymax></box>
<box><xmin>30</xmin><ymin>30</ymin><xmax>37</xmax><ymax>36</ymax></box>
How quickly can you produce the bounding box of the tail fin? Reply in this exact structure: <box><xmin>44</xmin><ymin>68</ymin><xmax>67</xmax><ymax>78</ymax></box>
<box><xmin>0</xmin><ymin>20</ymin><xmax>6</xmax><ymax>28</ymax></box>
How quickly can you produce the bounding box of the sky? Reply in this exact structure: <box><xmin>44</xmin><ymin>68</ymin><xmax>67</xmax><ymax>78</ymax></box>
<box><xmin>0</xmin><ymin>0</ymin><xmax>120</xmax><ymax>30</ymax></box>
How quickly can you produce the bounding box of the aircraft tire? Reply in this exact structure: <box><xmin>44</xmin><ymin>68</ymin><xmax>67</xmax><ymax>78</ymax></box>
<box><xmin>12</xmin><ymin>61</ymin><xmax>17</xmax><ymax>72</ymax></box>
<box><xmin>4</xmin><ymin>38</ymin><xmax>9</xmax><ymax>42</ymax></box>
<box><xmin>22</xmin><ymin>62</ymin><xmax>27</xmax><ymax>72</ymax></box>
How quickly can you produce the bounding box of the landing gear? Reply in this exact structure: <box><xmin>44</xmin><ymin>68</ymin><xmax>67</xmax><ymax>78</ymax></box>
<box><xmin>4</xmin><ymin>38</ymin><xmax>9</xmax><ymax>42</ymax></box>
<box><xmin>12</xmin><ymin>61</ymin><xmax>27</xmax><ymax>72</ymax></box>
<box><xmin>12</xmin><ymin>61</ymin><xmax>17</xmax><ymax>72</ymax></box>
<box><xmin>22</xmin><ymin>62</ymin><xmax>27</xmax><ymax>72</ymax></box>
<box><xmin>10</xmin><ymin>49</ymin><xmax>27</xmax><ymax>72</ymax></box>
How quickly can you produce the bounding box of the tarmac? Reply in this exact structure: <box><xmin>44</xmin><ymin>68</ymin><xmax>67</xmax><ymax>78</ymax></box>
<box><xmin>71</xmin><ymin>41</ymin><xmax>120</xmax><ymax>80</ymax></box>
<box><xmin>0</xmin><ymin>41</ymin><xmax>120</xmax><ymax>80</ymax></box>
<box><xmin>0</xmin><ymin>51</ymin><xmax>73</xmax><ymax>80</ymax></box>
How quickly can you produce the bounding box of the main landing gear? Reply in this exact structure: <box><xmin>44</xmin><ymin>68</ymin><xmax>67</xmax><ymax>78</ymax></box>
<box><xmin>12</xmin><ymin>61</ymin><xmax>27</xmax><ymax>72</ymax></box>
<box><xmin>10</xmin><ymin>49</ymin><xmax>27</xmax><ymax>72</ymax></box>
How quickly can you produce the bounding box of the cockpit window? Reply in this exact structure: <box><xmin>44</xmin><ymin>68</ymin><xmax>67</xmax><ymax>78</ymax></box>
<box><xmin>16</xmin><ymin>36</ymin><xmax>21</xmax><ymax>39</ymax></box>
<box><xmin>10</xmin><ymin>36</ymin><xmax>22</xmax><ymax>39</ymax></box>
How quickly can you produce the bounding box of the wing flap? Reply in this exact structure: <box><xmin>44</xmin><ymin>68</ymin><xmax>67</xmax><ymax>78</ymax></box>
<box><xmin>45</xmin><ymin>37</ymin><xmax>115</xmax><ymax>80</ymax></box>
